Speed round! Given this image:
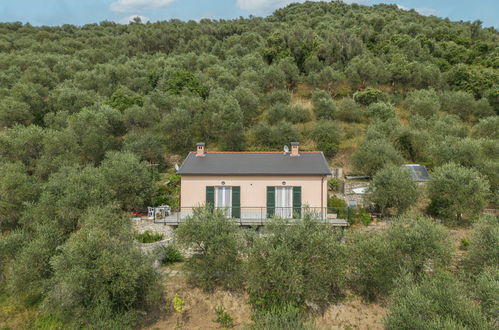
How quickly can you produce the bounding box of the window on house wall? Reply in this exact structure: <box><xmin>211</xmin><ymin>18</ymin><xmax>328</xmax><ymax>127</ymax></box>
<box><xmin>275</xmin><ymin>186</ymin><xmax>293</xmax><ymax>218</ymax></box>
<box><xmin>215</xmin><ymin>186</ymin><xmax>232</xmax><ymax>217</ymax></box>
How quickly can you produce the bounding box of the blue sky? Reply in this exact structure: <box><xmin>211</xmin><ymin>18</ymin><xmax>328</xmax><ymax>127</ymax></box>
<box><xmin>0</xmin><ymin>0</ymin><xmax>497</xmax><ymax>28</ymax></box>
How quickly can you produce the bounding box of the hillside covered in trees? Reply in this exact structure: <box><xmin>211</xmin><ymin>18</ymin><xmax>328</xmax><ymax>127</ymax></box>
<box><xmin>0</xmin><ymin>1</ymin><xmax>498</xmax><ymax>328</ymax></box>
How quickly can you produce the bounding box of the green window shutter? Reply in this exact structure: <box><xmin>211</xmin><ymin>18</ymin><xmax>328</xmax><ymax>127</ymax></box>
<box><xmin>206</xmin><ymin>186</ymin><xmax>214</xmax><ymax>210</ymax></box>
<box><xmin>232</xmin><ymin>186</ymin><xmax>240</xmax><ymax>219</ymax></box>
<box><xmin>293</xmin><ymin>186</ymin><xmax>302</xmax><ymax>219</ymax></box>
<box><xmin>267</xmin><ymin>186</ymin><xmax>275</xmax><ymax>218</ymax></box>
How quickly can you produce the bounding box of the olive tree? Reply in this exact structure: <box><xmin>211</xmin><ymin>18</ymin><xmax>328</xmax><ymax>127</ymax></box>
<box><xmin>367</xmin><ymin>165</ymin><xmax>419</xmax><ymax>215</ymax></box>
<box><xmin>310</xmin><ymin>121</ymin><xmax>341</xmax><ymax>158</ymax></box>
<box><xmin>175</xmin><ymin>208</ymin><xmax>243</xmax><ymax>291</ymax></box>
<box><xmin>45</xmin><ymin>206</ymin><xmax>160</xmax><ymax>328</ymax></box>
<box><xmin>247</xmin><ymin>214</ymin><xmax>346</xmax><ymax>311</ymax></box>
<box><xmin>365</xmin><ymin>102</ymin><xmax>396</xmax><ymax>121</ymax></box>
<box><xmin>348</xmin><ymin>217</ymin><xmax>452</xmax><ymax>301</ymax></box>
<box><xmin>385</xmin><ymin>272</ymin><xmax>493</xmax><ymax>330</ymax></box>
<box><xmin>428</xmin><ymin>163</ymin><xmax>490</xmax><ymax>221</ymax></box>
<box><xmin>351</xmin><ymin>139</ymin><xmax>405</xmax><ymax>176</ymax></box>
<box><xmin>405</xmin><ymin>89</ymin><xmax>440</xmax><ymax>118</ymax></box>
<box><xmin>463</xmin><ymin>216</ymin><xmax>499</xmax><ymax>275</ymax></box>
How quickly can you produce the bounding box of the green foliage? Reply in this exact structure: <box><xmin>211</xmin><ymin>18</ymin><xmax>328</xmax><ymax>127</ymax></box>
<box><xmin>310</xmin><ymin>121</ymin><xmax>340</xmax><ymax>158</ymax></box>
<box><xmin>247</xmin><ymin>214</ymin><xmax>346</xmax><ymax>311</ymax></box>
<box><xmin>0</xmin><ymin>162</ymin><xmax>39</xmax><ymax>231</ymax></box>
<box><xmin>336</xmin><ymin>97</ymin><xmax>362</xmax><ymax>122</ymax></box>
<box><xmin>135</xmin><ymin>230</ymin><xmax>164</xmax><ymax>243</ymax></box>
<box><xmin>214</xmin><ymin>306</ymin><xmax>234</xmax><ymax>328</ymax></box>
<box><xmin>176</xmin><ymin>208</ymin><xmax>243</xmax><ymax>291</ymax></box>
<box><xmin>251</xmin><ymin>121</ymin><xmax>300</xmax><ymax>149</ymax></box>
<box><xmin>0</xmin><ymin>97</ymin><xmax>33</xmax><ymax>127</ymax></box>
<box><xmin>365</xmin><ymin>102</ymin><xmax>396</xmax><ymax>121</ymax></box>
<box><xmin>267</xmin><ymin>104</ymin><xmax>311</xmax><ymax>124</ymax></box>
<box><xmin>428</xmin><ymin>163</ymin><xmax>490</xmax><ymax>221</ymax></box>
<box><xmin>351</xmin><ymin>139</ymin><xmax>405</xmax><ymax>176</ymax></box>
<box><xmin>367</xmin><ymin>165</ymin><xmax>419</xmax><ymax>215</ymax></box>
<box><xmin>166</xmin><ymin>70</ymin><xmax>208</xmax><ymax>98</ymax></box>
<box><xmin>385</xmin><ymin>272</ymin><xmax>493</xmax><ymax>330</ymax></box>
<box><xmin>99</xmin><ymin>151</ymin><xmax>154</xmax><ymax>211</ymax></box>
<box><xmin>44</xmin><ymin>206</ymin><xmax>160</xmax><ymax>329</ymax></box>
<box><xmin>353</xmin><ymin>88</ymin><xmax>388</xmax><ymax>106</ymax></box>
<box><xmin>327</xmin><ymin>178</ymin><xmax>340</xmax><ymax>192</ymax></box>
<box><xmin>348</xmin><ymin>217</ymin><xmax>452</xmax><ymax>301</ymax></box>
<box><xmin>153</xmin><ymin>173</ymin><xmax>180</xmax><ymax>208</ymax></box>
<box><xmin>156</xmin><ymin>245</ymin><xmax>184</xmax><ymax>265</ymax></box>
<box><xmin>106</xmin><ymin>87</ymin><xmax>143</xmax><ymax>112</ymax></box>
<box><xmin>471</xmin><ymin>266</ymin><xmax>499</xmax><ymax>322</ymax></box>
<box><xmin>463</xmin><ymin>216</ymin><xmax>499</xmax><ymax>275</ymax></box>
<box><xmin>250</xmin><ymin>305</ymin><xmax>312</xmax><ymax>330</ymax></box>
<box><xmin>0</xmin><ymin>2</ymin><xmax>498</xmax><ymax>327</ymax></box>
<box><xmin>405</xmin><ymin>89</ymin><xmax>441</xmax><ymax>118</ymax></box>
<box><xmin>311</xmin><ymin>90</ymin><xmax>336</xmax><ymax>120</ymax></box>
<box><xmin>440</xmin><ymin>90</ymin><xmax>494</xmax><ymax>120</ymax></box>
<box><xmin>472</xmin><ymin>116</ymin><xmax>499</xmax><ymax>139</ymax></box>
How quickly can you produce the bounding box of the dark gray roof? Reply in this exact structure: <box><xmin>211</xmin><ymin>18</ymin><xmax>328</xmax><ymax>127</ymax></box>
<box><xmin>404</xmin><ymin>164</ymin><xmax>430</xmax><ymax>182</ymax></box>
<box><xmin>177</xmin><ymin>152</ymin><xmax>331</xmax><ymax>176</ymax></box>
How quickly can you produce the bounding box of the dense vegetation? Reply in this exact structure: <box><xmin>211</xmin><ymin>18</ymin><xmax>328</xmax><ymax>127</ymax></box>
<box><xmin>0</xmin><ymin>1</ymin><xmax>497</xmax><ymax>328</ymax></box>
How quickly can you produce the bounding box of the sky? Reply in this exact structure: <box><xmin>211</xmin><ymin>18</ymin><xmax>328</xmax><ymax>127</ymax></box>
<box><xmin>0</xmin><ymin>0</ymin><xmax>497</xmax><ymax>28</ymax></box>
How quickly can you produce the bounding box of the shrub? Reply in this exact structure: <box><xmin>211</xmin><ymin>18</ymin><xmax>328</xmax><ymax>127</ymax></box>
<box><xmin>472</xmin><ymin>116</ymin><xmax>499</xmax><ymax>139</ymax></box>
<box><xmin>405</xmin><ymin>89</ymin><xmax>440</xmax><ymax>118</ymax></box>
<box><xmin>348</xmin><ymin>230</ymin><xmax>399</xmax><ymax>301</ymax></box>
<box><xmin>336</xmin><ymin>97</ymin><xmax>362</xmax><ymax>122</ymax></box>
<box><xmin>267</xmin><ymin>104</ymin><xmax>310</xmax><ymax>124</ymax></box>
<box><xmin>440</xmin><ymin>90</ymin><xmax>494</xmax><ymax>120</ymax></box>
<box><xmin>135</xmin><ymin>230</ymin><xmax>164</xmax><ymax>243</ymax></box>
<box><xmin>428</xmin><ymin>163</ymin><xmax>490</xmax><ymax>221</ymax></box>
<box><xmin>463</xmin><ymin>216</ymin><xmax>499</xmax><ymax>275</ymax></box>
<box><xmin>353</xmin><ymin>88</ymin><xmax>388</xmax><ymax>106</ymax></box>
<box><xmin>327</xmin><ymin>178</ymin><xmax>340</xmax><ymax>192</ymax></box>
<box><xmin>176</xmin><ymin>208</ymin><xmax>243</xmax><ymax>291</ymax></box>
<box><xmin>266</xmin><ymin>89</ymin><xmax>291</xmax><ymax>105</ymax></box>
<box><xmin>214</xmin><ymin>306</ymin><xmax>234</xmax><ymax>328</ymax></box>
<box><xmin>311</xmin><ymin>90</ymin><xmax>336</xmax><ymax>120</ymax></box>
<box><xmin>348</xmin><ymin>217</ymin><xmax>453</xmax><ymax>301</ymax></box>
<box><xmin>247</xmin><ymin>214</ymin><xmax>346</xmax><ymax>311</ymax></box>
<box><xmin>367</xmin><ymin>165</ymin><xmax>419</xmax><ymax>215</ymax></box>
<box><xmin>385</xmin><ymin>272</ymin><xmax>493</xmax><ymax>330</ymax></box>
<box><xmin>44</xmin><ymin>207</ymin><xmax>160</xmax><ymax>328</ymax></box>
<box><xmin>310</xmin><ymin>121</ymin><xmax>340</xmax><ymax>158</ymax></box>
<box><xmin>250</xmin><ymin>305</ymin><xmax>312</xmax><ymax>330</ymax></box>
<box><xmin>471</xmin><ymin>267</ymin><xmax>499</xmax><ymax>322</ymax></box>
<box><xmin>157</xmin><ymin>245</ymin><xmax>184</xmax><ymax>265</ymax></box>
<box><xmin>351</xmin><ymin>139</ymin><xmax>405</xmax><ymax>176</ymax></box>
<box><xmin>365</xmin><ymin>102</ymin><xmax>396</xmax><ymax>121</ymax></box>
<box><xmin>251</xmin><ymin>121</ymin><xmax>301</xmax><ymax>149</ymax></box>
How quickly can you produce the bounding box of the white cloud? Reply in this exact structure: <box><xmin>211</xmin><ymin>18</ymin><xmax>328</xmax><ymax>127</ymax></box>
<box><xmin>396</xmin><ymin>4</ymin><xmax>408</xmax><ymax>10</ymax></box>
<box><xmin>415</xmin><ymin>7</ymin><xmax>438</xmax><ymax>16</ymax></box>
<box><xmin>110</xmin><ymin>0</ymin><xmax>175</xmax><ymax>13</ymax></box>
<box><xmin>118</xmin><ymin>15</ymin><xmax>151</xmax><ymax>24</ymax></box>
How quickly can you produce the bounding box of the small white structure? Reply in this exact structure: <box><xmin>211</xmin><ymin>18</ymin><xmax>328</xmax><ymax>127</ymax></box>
<box><xmin>147</xmin><ymin>205</ymin><xmax>171</xmax><ymax>220</ymax></box>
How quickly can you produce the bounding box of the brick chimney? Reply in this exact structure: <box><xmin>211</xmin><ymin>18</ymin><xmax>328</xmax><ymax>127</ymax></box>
<box><xmin>290</xmin><ymin>142</ymin><xmax>300</xmax><ymax>156</ymax></box>
<box><xmin>196</xmin><ymin>142</ymin><xmax>205</xmax><ymax>157</ymax></box>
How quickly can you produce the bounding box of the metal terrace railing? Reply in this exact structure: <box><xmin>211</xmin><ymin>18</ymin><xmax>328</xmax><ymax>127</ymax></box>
<box><xmin>148</xmin><ymin>206</ymin><xmax>350</xmax><ymax>226</ymax></box>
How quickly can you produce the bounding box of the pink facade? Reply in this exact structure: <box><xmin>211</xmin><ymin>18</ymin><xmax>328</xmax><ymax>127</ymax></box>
<box><xmin>180</xmin><ymin>175</ymin><xmax>328</xmax><ymax>209</ymax></box>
